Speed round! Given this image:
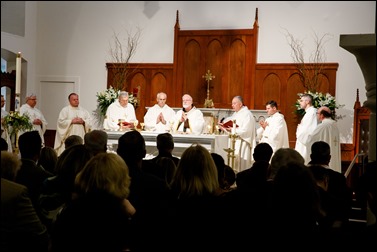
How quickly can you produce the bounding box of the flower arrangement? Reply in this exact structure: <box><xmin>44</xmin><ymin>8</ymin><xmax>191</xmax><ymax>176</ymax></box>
<box><xmin>3</xmin><ymin>111</ymin><xmax>33</xmax><ymax>136</ymax></box>
<box><xmin>295</xmin><ymin>91</ymin><xmax>344</xmax><ymax>120</ymax></box>
<box><xmin>96</xmin><ymin>86</ymin><xmax>138</xmax><ymax>116</ymax></box>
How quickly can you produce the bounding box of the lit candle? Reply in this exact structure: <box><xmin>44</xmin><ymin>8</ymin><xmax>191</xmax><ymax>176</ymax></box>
<box><xmin>16</xmin><ymin>52</ymin><xmax>22</xmax><ymax>94</ymax></box>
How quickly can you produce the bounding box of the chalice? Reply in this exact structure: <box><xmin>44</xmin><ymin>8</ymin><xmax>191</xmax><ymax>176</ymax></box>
<box><xmin>133</xmin><ymin>120</ymin><xmax>139</xmax><ymax>130</ymax></box>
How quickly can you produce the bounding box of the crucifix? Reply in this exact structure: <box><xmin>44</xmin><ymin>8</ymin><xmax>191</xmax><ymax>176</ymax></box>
<box><xmin>202</xmin><ymin>70</ymin><xmax>215</xmax><ymax>108</ymax></box>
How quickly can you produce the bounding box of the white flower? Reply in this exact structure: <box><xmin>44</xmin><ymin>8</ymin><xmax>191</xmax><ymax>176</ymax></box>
<box><xmin>295</xmin><ymin>90</ymin><xmax>344</xmax><ymax>120</ymax></box>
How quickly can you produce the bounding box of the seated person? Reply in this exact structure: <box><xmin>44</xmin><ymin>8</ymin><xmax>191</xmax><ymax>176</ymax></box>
<box><xmin>143</xmin><ymin>92</ymin><xmax>175</xmax><ymax>132</ymax></box>
<box><xmin>172</xmin><ymin>94</ymin><xmax>204</xmax><ymax>135</ymax></box>
<box><xmin>103</xmin><ymin>91</ymin><xmax>137</xmax><ymax>131</ymax></box>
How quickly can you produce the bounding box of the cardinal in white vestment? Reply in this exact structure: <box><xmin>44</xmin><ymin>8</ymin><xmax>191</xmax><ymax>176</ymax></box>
<box><xmin>54</xmin><ymin>93</ymin><xmax>93</xmax><ymax>156</ymax></box>
<box><xmin>19</xmin><ymin>93</ymin><xmax>48</xmax><ymax>145</ymax></box>
<box><xmin>306</xmin><ymin>106</ymin><xmax>341</xmax><ymax>173</ymax></box>
<box><xmin>173</xmin><ymin>94</ymin><xmax>204</xmax><ymax>135</ymax></box>
<box><xmin>256</xmin><ymin>100</ymin><xmax>289</xmax><ymax>155</ymax></box>
<box><xmin>295</xmin><ymin>94</ymin><xmax>318</xmax><ymax>164</ymax></box>
<box><xmin>103</xmin><ymin>91</ymin><xmax>137</xmax><ymax>131</ymax></box>
<box><xmin>144</xmin><ymin>92</ymin><xmax>175</xmax><ymax>132</ymax></box>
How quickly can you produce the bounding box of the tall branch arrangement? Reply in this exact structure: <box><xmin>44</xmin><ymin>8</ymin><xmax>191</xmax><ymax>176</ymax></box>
<box><xmin>285</xmin><ymin>30</ymin><xmax>332</xmax><ymax>92</ymax></box>
<box><xmin>108</xmin><ymin>26</ymin><xmax>142</xmax><ymax>91</ymax></box>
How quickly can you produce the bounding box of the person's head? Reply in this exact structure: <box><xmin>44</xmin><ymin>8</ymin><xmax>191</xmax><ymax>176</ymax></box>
<box><xmin>1</xmin><ymin>137</ymin><xmax>8</xmax><ymax>151</ymax></box>
<box><xmin>18</xmin><ymin>130</ymin><xmax>42</xmax><ymax>160</ymax></box>
<box><xmin>117</xmin><ymin>130</ymin><xmax>146</xmax><ymax>166</ymax></box>
<box><xmin>299</xmin><ymin>94</ymin><xmax>313</xmax><ymax>110</ymax></box>
<box><xmin>219</xmin><ymin>165</ymin><xmax>236</xmax><ymax>190</ymax></box>
<box><xmin>75</xmin><ymin>153</ymin><xmax>131</xmax><ymax>199</ymax></box>
<box><xmin>84</xmin><ymin>130</ymin><xmax>108</xmax><ymax>155</ymax></box>
<box><xmin>231</xmin><ymin>96</ymin><xmax>244</xmax><ymax>112</ymax></box>
<box><xmin>272</xmin><ymin>161</ymin><xmax>322</xmax><ymax>226</ymax></box>
<box><xmin>211</xmin><ymin>153</ymin><xmax>225</xmax><ymax>170</ymax></box>
<box><xmin>1</xmin><ymin>151</ymin><xmax>21</xmax><ymax>181</ymax></box>
<box><xmin>317</xmin><ymin>106</ymin><xmax>332</xmax><ymax>122</ymax></box>
<box><xmin>38</xmin><ymin>146</ymin><xmax>58</xmax><ymax>174</ymax></box>
<box><xmin>1</xmin><ymin>95</ymin><xmax>5</xmax><ymax>108</ymax></box>
<box><xmin>156</xmin><ymin>92</ymin><xmax>167</xmax><ymax>108</ymax></box>
<box><xmin>253</xmin><ymin>142</ymin><xmax>273</xmax><ymax>162</ymax></box>
<box><xmin>55</xmin><ymin>144</ymin><xmax>93</xmax><ymax>194</ymax></box>
<box><xmin>182</xmin><ymin>94</ymin><xmax>193</xmax><ymax>110</ymax></box>
<box><xmin>68</xmin><ymin>93</ymin><xmax>79</xmax><ymax>107</ymax></box>
<box><xmin>25</xmin><ymin>93</ymin><xmax>37</xmax><ymax>108</ymax></box>
<box><xmin>309</xmin><ymin>141</ymin><xmax>331</xmax><ymax>166</ymax></box>
<box><xmin>118</xmin><ymin>91</ymin><xmax>129</xmax><ymax>107</ymax></box>
<box><xmin>269</xmin><ymin>148</ymin><xmax>304</xmax><ymax>180</ymax></box>
<box><xmin>64</xmin><ymin>135</ymin><xmax>83</xmax><ymax>149</ymax></box>
<box><xmin>265</xmin><ymin>100</ymin><xmax>278</xmax><ymax>116</ymax></box>
<box><xmin>156</xmin><ymin>133</ymin><xmax>174</xmax><ymax>154</ymax></box>
<box><xmin>170</xmin><ymin>144</ymin><xmax>219</xmax><ymax>198</ymax></box>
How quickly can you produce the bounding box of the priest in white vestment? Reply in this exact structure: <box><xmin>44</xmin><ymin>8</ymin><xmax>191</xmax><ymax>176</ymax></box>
<box><xmin>220</xmin><ymin>96</ymin><xmax>256</xmax><ymax>173</ymax></box>
<box><xmin>54</xmin><ymin>93</ymin><xmax>93</xmax><ymax>156</ymax></box>
<box><xmin>306</xmin><ymin>106</ymin><xmax>341</xmax><ymax>173</ymax></box>
<box><xmin>103</xmin><ymin>91</ymin><xmax>137</xmax><ymax>131</ymax></box>
<box><xmin>144</xmin><ymin>92</ymin><xmax>175</xmax><ymax>132</ymax></box>
<box><xmin>19</xmin><ymin>93</ymin><xmax>48</xmax><ymax>146</ymax></box>
<box><xmin>173</xmin><ymin>94</ymin><xmax>204</xmax><ymax>135</ymax></box>
<box><xmin>295</xmin><ymin>94</ymin><xmax>318</xmax><ymax>164</ymax></box>
<box><xmin>256</xmin><ymin>100</ymin><xmax>289</xmax><ymax>155</ymax></box>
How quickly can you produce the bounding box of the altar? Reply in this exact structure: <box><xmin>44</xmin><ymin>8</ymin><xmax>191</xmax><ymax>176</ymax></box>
<box><xmin>106</xmin><ymin>130</ymin><xmax>230</xmax><ymax>160</ymax></box>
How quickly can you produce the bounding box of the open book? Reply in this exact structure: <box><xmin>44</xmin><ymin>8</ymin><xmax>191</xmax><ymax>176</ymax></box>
<box><xmin>118</xmin><ymin>121</ymin><xmax>132</xmax><ymax>127</ymax></box>
<box><xmin>218</xmin><ymin>119</ymin><xmax>238</xmax><ymax>131</ymax></box>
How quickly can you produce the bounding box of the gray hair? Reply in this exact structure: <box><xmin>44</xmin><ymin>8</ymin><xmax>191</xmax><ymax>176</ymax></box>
<box><xmin>26</xmin><ymin>93</ymin><xmax>37</xmax><ymax>100</ymax></box>
<box><xmin>119</xmin><ymin>91</ymin><xmax>129</xmax><ymax>98</ymax></box>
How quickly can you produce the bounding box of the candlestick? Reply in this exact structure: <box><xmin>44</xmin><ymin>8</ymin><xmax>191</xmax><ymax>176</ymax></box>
<box><xmin>16</xmin><ymin>52</ymin><xmax>22</xmax><ymax>94</ymax></box>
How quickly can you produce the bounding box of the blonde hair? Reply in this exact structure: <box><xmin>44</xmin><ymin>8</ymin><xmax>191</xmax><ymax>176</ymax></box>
<box><xmin>75</xmin><ymin>153</ymin><xmax>131</xmax><ymax>199</ymax></box>
<box><xmin>1</xmin><ymin>151</ymin><xmax>22</xmax><ymax>181</ymax></box>
<box><xmin>170</xmin><ymin>144</ymin><xmax>219</xmax><ymax>198</ymax></box>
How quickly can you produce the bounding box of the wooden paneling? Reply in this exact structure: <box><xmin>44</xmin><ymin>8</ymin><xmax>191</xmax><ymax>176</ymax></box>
<box><xmin>105</xmin><ymin>9</ymin><xmax>342</xmax><ymax>154</ymax></box>
<box><xmin>106</xmin><ymin>63</ymin><xmax>174</xmax><ymax>122</ymax></box>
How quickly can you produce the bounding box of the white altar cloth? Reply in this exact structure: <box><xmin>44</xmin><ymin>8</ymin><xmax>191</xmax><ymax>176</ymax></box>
<box><xmin>106</xmin><ymin>130</ymin><xmax>229</xmax><ymax>161</ymax></box>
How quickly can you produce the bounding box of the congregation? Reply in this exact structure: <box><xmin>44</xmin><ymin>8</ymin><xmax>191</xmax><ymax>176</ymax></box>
<box><xmin>1</xmin><ymin>91</ymin><xmax>375</xmax><ymax>251</ymax></box>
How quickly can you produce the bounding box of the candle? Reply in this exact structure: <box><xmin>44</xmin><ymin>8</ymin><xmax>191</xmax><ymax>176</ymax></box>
<box><xmin>16</xmin><ymin>52</ymin><xmax>22</xmax><ymax>94</ymax></box>
<box><xmin>231</xmin><ymin>120</ymin><xmax>236</xmax><ymax>134</ymax></box>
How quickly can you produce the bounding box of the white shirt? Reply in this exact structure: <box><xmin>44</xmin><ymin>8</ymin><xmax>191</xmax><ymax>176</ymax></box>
<box><xmin>19</xmin><ymin>103</ymin><xmax>48</xmax><ymax>145</ymax></box>
<box><xmin>256</xmin><ymin>112</ymin><xmax>289</xmax><ymax>154</ymax></box>
<box><xmin>226</xmin><ymin>106</ymin><xmax>256</xmax><ymax>172</ymax></box>
<box><xmin>103</xmin><ymin>100</ymin><xmax>137</xmax><ymax>131</ymax></box>
<box><xmin>306</xmin><ymin>118</ymin><xmax>341</xmax><ymax>173</ymax></box>
<box><xmin>54</xmin><ymin>105</ymin><xmax>93</xmax><ymax>156</ymax></box>
<box><xmin>295</xmin><ymin>106</ymin><xmax>318</xmax><ymax>164</ymax></box>
<box><xmin>173</xmin><ymin>106</ymin><xmax>204</xmax><ymax>135</ymax></box>
<box><xmin>143</xmin><ymin>104</ymin><xmax>175</xmax><ymax>132</ymax></box>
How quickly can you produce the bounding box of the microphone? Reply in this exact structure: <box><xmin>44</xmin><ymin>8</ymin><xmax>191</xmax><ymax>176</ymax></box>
<box><xmin>220</xmin><ymin>117</ymin><xmax>225</xmax><ymax>123</ymax></box>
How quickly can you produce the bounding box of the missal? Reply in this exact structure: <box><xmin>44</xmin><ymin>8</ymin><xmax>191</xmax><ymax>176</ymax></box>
<box><xmin>218</xmin><ymin>120</ymin><xmax>238</xmax><ymax>129</ymax></box>
<box><xmin>118</xmin><ymin>121</ymin><xmax>132</xmax><ymax>127</ymax></box>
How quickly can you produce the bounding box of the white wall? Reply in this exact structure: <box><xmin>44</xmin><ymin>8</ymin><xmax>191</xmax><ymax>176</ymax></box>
<box><xmin>1</xmin><ymin>1</ymin><xmax>375</xmax><ymax>142</ymax></box>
